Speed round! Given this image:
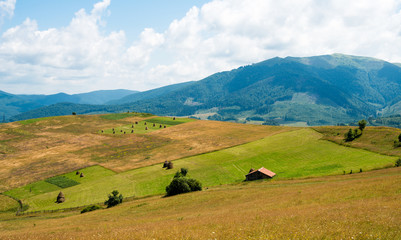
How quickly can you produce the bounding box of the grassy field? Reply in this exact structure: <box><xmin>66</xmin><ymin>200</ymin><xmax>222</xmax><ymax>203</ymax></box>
<box><xmin>15</xmin><ymin>128</ymin><xmax>397</xmax><ymax>211</ymax></box>
<box><xmin>0</xmin><ymin>114</ymin><xmax>287</xmax><ymax>191</ymax></box>
<box><xmin>314</xmin><ymin>126</ymin><xmax>401</xmax><ymax>157</ymax></box>
<box><xmin>99</xmin><ymin>117</ymin><xmax>195</xmax><ymax>135</ymax></box>
<box><xmin>1</xmin><ymin>167</ymin><xmax>400</xmax><ymax>239</ymax></box>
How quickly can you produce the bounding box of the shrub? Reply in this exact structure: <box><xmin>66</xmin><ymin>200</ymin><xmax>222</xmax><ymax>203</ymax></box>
<box><xmin>398</xmin><ymin>133</ymin><xmax>401</xmax><ymax>142</ymax></box>
<box><xmin>186</xmin><ymin>178</ymin><xmax>202</xmax><ymax>191</ymax></box>
<box><xmin>166</xmin><ymin>178</ymin><xmax>191</xmax><ymax>196</ymax></box>
<box><xmin>166</xmin><ymin>172</ymin><xmax>202</xmax><ymax>197</ymax></box>
<box><xmin>345</xmin><ymin>129</ymin><xmax>355</xmax><ymax>142</ymax></box>
<box><xmin>81</xmin><ymin>204</ymin><xmax>101</xmax><ymax>214</ymax></box>
<box><xmin>105</xmin><ymin>190</ymin><xmax>123</xmax><ymax>208</ymax></box>
<box><xmin>353</xmin><ymin>128</ymin><xmax>362</xmax><ymax>138</ymax></box>
<box><xmin>358</xmin><ymin>119</ymin><xmax>367</xmax><ymax>131</ymax></box>
<box><xmin>180</xmin><ymin>168</ymin><xmax>188</xmax><ymax>176</ymax></box>
<box><xmin>395</xmin><ymin>158</ymin><xmax>401</xmax><ymax>167</ymax></box>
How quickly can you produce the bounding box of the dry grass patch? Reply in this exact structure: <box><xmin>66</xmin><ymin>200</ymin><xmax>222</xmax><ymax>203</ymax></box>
<box><xmin>0</xmin><ymin>114</ymin><xmax>292</xmax><ymax>192</ymax></box>
<box><xmin>314</xmin><ymin>126</ymin><xmax>401</xmax><ymax>157</ymax></box>
<box><xmin>1</xmin><ymin>167</ymin><xmax>400</xmax><ymax>239</ymax></box>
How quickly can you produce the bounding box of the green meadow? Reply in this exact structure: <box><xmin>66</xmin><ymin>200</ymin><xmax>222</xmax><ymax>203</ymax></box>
<box><xmin>99</xmin><ymin>116</ymin><xmax>195</xmax><ymax>134</ymax></box>
<box><xmin>13</xmin><ymin>128</ymin><xmax>396</xmax><ymax>211</ymax></box>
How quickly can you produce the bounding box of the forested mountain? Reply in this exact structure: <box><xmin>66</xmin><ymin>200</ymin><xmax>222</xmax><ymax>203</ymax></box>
<box><xmin>1</xmin><ymin>89</ymin><xmax>137</xmax><ymax>121</ymax></box>
<box><xmin>8</xmin><ymin>54</ymin><xmax>401</xmax><ymax>126</ymax></box>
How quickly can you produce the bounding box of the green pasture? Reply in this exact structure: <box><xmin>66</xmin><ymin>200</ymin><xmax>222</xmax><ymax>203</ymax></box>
<box><xmin>19</xmin><ymin>128</ymin><xmax>397</xmax><ymax>211</ymax></box>
<box><xmin>4</xmin><ymin>165</ymin><xmax>115</xmax><ymax>201</ymax></box>
<box><xmin>99</xmin><ymin>116</ymin><xmax>195</xmax><ymax>135</ymax></box>
<box><xmin>99</xmin><ymin>112</ymin><xmax>153</xmax><ymax>120</ymax></box>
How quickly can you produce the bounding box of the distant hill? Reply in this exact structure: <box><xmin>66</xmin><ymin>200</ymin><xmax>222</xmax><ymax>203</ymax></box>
<box><xmin>107</xmin><ymin>82</ymin><xmax>195</xmax><ymax>105</ymax></box>
<box><xmin>1</xmin><ymin>89</ymin><xmax>137</xmax><ymax>121</ymax></box>
<box><xmin>9</xmin><ymin>54</ymin><xmax>401</xmax><ymax>125</ymax></box>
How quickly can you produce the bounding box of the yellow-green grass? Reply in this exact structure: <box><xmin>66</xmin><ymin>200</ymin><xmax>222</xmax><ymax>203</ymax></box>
<box><xmin>1</xmin><ymin>167</ymin><xmax>400</xmax><ymax>239</ymax></box>
<box><xmin>99</xmin><ymin>116</ymin><xmax>196</xmax><ymax>135</ymax></box>
<box><xmin>0</xmin><ymin>194</ymin><xmax>19</xmax><ymax>212</ymax></box>
<box><xmin>4</xmin><ymin>181</ymin><xmax>61</xmax><ymax>200</ymax></box>
<box><xmin>0</xmin><ymin>113</ymin><xmax>287</xmax><ymax>191</ymax></box>
<box><xmin>314</xmin><ymin>126</ymin><xmax>401</xmax><ymax>157</ymax></box>
<box><xmin>21</xmin><ymin>128</ymin><xmax>397</xmax><ymax>211</ymax></box>
<box><xmin>4</xmin><ymin>166</ymin><xmax>115</xmax><ymax>200</ymax></box>
<box><xmin>99</xmin><ymin>112</ymin><xmax>153</xmax><ymax>120</ymax></box>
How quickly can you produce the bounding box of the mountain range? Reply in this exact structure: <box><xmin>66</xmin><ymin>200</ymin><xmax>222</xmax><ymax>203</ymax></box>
<box><xmin>0</xmin><ymin>89</ymin><xmax>137</xmax><ymax>121</ymax></box>
<box><xmin>4</xmin><ymin>54</ymin><xmax>401</xmax><ymax>126</ymax></box>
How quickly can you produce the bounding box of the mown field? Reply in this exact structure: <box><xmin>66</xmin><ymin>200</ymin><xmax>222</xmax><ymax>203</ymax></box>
<box><xmin>6</xmin><ymin>128</ymin><xmax>397</xmax><ymax>211</ymax></box>
<box><xmin>0</xmin><ymin>113</ymin><xmax>287</xmax><ymax>191</ymax></box>
<box><xmin>1</xmin><ymin>167</ymin><xmax>400</xmax><ymax>239</ymax></box>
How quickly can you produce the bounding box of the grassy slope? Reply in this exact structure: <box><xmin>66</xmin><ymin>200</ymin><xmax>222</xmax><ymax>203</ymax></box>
<box><xmin>0</xmin><ymin>114</ymin><xmax>285</xmax><ymax>191</ymax></box>
<box><xmin>314</xmin><ymin>126</ymin><xmax>401</xmax><ymax>157</ymax></box>
<box><xmin>21</xmin><ymin>128</ymin><xmax>397</xmax><ymax>211</ymax></box>
<box><xmin>1</xmin><ymin>167</ymin><xmax>400</xmax><ymax>239</ymax></box>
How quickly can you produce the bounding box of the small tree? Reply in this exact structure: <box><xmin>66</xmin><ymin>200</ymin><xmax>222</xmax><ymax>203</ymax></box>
<box><xmin>72</xmin><ymin>112</ymin><xmax>77</xmax><ymax>115</ymax></box>
<box><xmin>165</xmin><ymin>169</ymin><xmax>202</xmax><ymax>196</ymax></box>
<box><xmin>395</xmin><ymin>158</ymin><xmax>401</xmax><ymax>167</ymax></box>
<box><xmin>358</xmin><ymin>119</ymin><xmax>367</xmax><ymax>131</ymax></box>
<box><xmin>398</xmin><ymin>133</ymin><xmax>401</xmax><ymax>142</ymax></box>
<box><xmin>180</xmin><ymin>168</ymin><xmax>188</xmax><ymax>176</ymax></box>
<box><xmin>345</xmin><ymin>129</ymin><xmax>355</xmax><ymax>142</ymax></box>
<box><xmin>166</xmin><ymin>178</ymin><xmax>191</xmax><ymax>196</ymax></box>
<box><xmin>104</xmin><ymin>190</ymin><xmax>123</xmax><ymax>208</ymax></box>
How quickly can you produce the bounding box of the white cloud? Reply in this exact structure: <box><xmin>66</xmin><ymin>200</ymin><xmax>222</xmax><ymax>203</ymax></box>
<box><xmin>0</xmin><ymin>0</ymin><xmax>401</xmax><ymax>94</ymax></box>
<box><xmin>0</xmin><ymin>0</ymin><xmax>15</xmax><ymax>25</ymax></box>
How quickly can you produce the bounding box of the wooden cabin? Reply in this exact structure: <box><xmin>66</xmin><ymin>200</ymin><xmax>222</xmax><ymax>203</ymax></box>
<box><xmin>245</xmin><ymin>167</ymin><xmax>276</xmax><ymax>181</ymax></box>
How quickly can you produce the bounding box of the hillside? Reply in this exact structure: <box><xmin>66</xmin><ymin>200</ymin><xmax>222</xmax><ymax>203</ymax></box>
<box><xmin>1</xmin><ymin>167</ymin><xmax>400</xmax><ymax>239</ymax></box>
<box><xmin>0</xmin><ymin>113</ymin><xmax>289</xmax><ymax>191</ymax></box>
<box><xmin>1</xmin><ymin>113</ymin><xmax>401</xmax><ymax>238</ymax></box>
<box><xmin>11</xmin><ymin>54</ymin><xmax>401</xmax><ymax>126</ymax></box>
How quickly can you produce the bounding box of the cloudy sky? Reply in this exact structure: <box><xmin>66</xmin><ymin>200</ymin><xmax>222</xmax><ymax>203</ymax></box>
<box><xmin>0</xmin><ymin>0</ymin><xmax>401</xmax><ymax>94</ymax></box>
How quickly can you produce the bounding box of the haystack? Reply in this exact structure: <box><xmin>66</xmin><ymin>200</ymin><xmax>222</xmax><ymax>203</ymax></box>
<box><xmin>80</xmin><ymin>172</ymin><xmax>85</xmax><ymax>178</ymax></box>
<box><xmin>76</xmin><ymin>171</ymin><xmax>80</xmax><ymax>175</ymax></box>
<box><xmin>56</xmin><ymin>191</ymin><xmax>65</xmax><ymax>203</ymax></box>
<box><xmin>162</xmin><ymin>160</ymin><xmax>169</xmax><ymax>168</ymax></box>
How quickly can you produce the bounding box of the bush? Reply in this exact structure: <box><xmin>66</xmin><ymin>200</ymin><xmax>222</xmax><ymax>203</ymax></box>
<box><xmin>104</xmin><ymin>190</ymin><xmax>123</xmax><ymax>208</ymax></box>
<box><xmin>395</xmin><ymin>158</ymin><xmax>401</xmax><ymax>167</ymax></box>
<box><xmin>81</xmin><ymin>204</ymin><xmax>101</xmax><ymax>214</ymax></box>
<box><xmin>180</xmin><ymin>168</ymin><xmax>188</xmax><ymax>177</ymax></box>
<box><xmin>345</xmin><ymin>129</ymin><xmax>355</xmax><ymax>142</ymax></box>
<box><xmin>166</xmin><ymin>168</ymin><xmax>202</xmax><ymax>196</ymax></box>
<box><xmin>398</xmin><ymin>133</ymin><xmax>401</xmax><ymax>142</ymax></box>
<box><xmin>186</xmin><ymin>178</ymin><xmax>202</xmax><ymax>191</ymax></box>
<box><xmin>358</xmin><ymin>119</ymin><xmax>367</xmax><ymax>131</ymax></box>
<box><xmin>166</xmin><ymin>178</ymin><xmax>191</xmax><ymax>196</ymax></box>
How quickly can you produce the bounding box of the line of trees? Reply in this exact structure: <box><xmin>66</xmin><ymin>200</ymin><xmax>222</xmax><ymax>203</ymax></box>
<box><xmin>345</xmin><ymin>119</ymin><xmax>367</xmax><ymax>142</ymax></box>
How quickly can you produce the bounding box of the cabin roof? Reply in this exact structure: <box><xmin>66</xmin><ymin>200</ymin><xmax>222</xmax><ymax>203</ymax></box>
<box><xmin>246</xmin><ymin>167</ymin><xmax>276</xmax><ymax>178</ymax></box>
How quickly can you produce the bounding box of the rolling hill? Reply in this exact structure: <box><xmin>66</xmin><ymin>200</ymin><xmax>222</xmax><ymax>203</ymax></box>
<box><xmin>9</xmin><ymin>54</ymin><xmax>401</xmax><ymax>126</ymax></box>
<box><xmin>0</xmin><ymin>113</ymin><xmax>400</xmax><ymax>239</ymax></box>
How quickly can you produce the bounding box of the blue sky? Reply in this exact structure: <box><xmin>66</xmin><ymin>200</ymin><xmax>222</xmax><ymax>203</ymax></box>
<box><xmin>0</xmin><ymin>0</ymin><xmax>401</xmax><ymax>94</ymax></box>
<box><xmin>1</xmin><ymin>1</ymin><xmax>210</xmax><ymax>43</ymax></box>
